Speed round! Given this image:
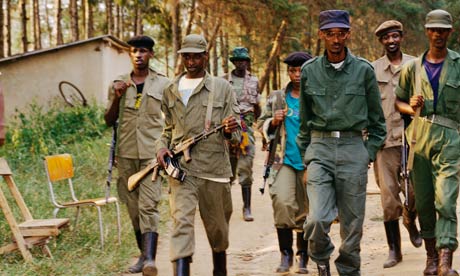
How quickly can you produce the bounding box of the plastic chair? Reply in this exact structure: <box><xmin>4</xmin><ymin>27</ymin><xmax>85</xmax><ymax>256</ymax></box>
<box><xmin>43</xmin><ymin>153</ymin><xmax>121</xmax><ymax>249</ymax></box>
<box><xmin>0</xmin><ymin>158</ymin><xmax>69</xmax><ymax>261</ymax></box>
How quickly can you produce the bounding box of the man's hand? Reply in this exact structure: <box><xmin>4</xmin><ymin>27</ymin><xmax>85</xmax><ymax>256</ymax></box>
<box><xmin>272</xmin><ymin>109</ymin><xmax>286</xmax><ymax>126</ymax></box>
<box><xmin>113</xmin><ymin>81</ymin><xmax>129</xmax><ymax>98</ymax></box>
<box><xmin>157</xmin><ymin>148</ymin><xmax>173</xmax><ymax>168</ymax></box>
<box><xmin>222</xmin><ymin>115</ymin><xmax>238</xmax><ymax>134</ymax></box>
<box><xmin>409</xmin><ymin>95</ymin><xmax>424</xmax><ymax>110</ymax></box>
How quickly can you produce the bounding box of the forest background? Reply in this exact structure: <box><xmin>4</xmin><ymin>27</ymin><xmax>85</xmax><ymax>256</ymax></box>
<box><xmin>2</xmin><ymin>0</ymin><xmax>460</xmax><ymax>94</ymax></box>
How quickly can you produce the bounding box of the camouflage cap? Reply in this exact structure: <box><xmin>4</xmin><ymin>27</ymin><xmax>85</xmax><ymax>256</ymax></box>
<box><xmin>375</xmin><ymin>20</ymin><xmax>403</xmax><ymax>37</ymax></box>
<box><xmin>178</xmin><ymin>34</ymin><xmax>207</xmax><ymax>53</ymax></box>
<box><xmin>230</xmin><ymin>47</ymin><xmax>251</xmax><ymax>62</ymax></box>
<box><xmin>425</xmin><ymin>9</ymin><xmax>452</xmax><ymax>29</ymax></box>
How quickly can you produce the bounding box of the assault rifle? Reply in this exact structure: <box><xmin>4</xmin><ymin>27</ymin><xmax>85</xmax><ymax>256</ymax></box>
<box><xmin>106</xmin><ymin>122</ymin><xmax>117</xmax><ymax>202</ymax></box>
<box><xmin>127</xmin><ymin>123</ymin><xmax>226</xmax><ymax>191</ymax></box>
<box><xmin>260</xmin><ymin>124</ymin><xmax>281</xmax><ymax>194</ymax></box>
<box><xmin>400</xmin><ymin>129</ymin><xmax>410</xmax><ymax>208</ymax></box>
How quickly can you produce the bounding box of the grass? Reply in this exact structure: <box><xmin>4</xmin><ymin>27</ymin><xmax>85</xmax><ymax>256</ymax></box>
<box><xmin>0</xmin><ymin>103</ymin><xmax>170</xmax><ymax>275</ymax></box>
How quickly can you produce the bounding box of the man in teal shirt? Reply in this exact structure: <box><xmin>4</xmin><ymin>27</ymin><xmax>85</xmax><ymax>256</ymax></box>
<box><xmin>297</xmin><ymin>10</ymin><xmax>386</xmax><ymax>276</ymax></box>
<box><xmin>396</xmin><ymin>9</ymin><xmax>460</xmax><ymax>276</ymax></box>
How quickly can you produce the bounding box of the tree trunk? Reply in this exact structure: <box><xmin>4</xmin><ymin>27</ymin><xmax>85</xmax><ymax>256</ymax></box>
<box><xmin>86</xmin><ymin>0</ymin><xmax>94</xmax><ymax>38</ymax></box>
<box><xmin>20</xmin><ymin>0</ymin><xmax>28</xmax><ymax>52</ymax></box>
<box><xmin>6</xmin><ymin>0</ymin><xmax>11</xmax><ymax>55</ymax></box>
<box><xmin>105</xmin><ymin>0</ymin><xmax>113</xmax><ymax>35</ymax></box>
<box><xmin>184</xmin><ymin>0</ymin><xmax>196</xmax><ymax>35</ymax></box>
<box><xmin>114</xmin><ymin>4</ymin><xmax>120</xmax><ymax>38</ymax></box>
<box><xmin>220</xmin><ymin>31</ymin><xmax>229</xmax><ymax>74</ymax></box>
<box><xmin>33</xmin><ymin>0</ymin><xmax>41</xmax><ymax>49</ymax></box>
<box><xmin>136</xmin><ymin>5</ymin><xmax>142</xmax><ymax>35</ymax></box>
<box><xmin>44</xmin><ymin>0</ymin><xmax>52</xmax><ymax>47</ymax></box>
<box><xmin>172</xmin><ymin>0</ymin><xmax>182</xmax><ymax>75</ymax></box>
<box><xmin>55</xmin><ymin>0</ymin><xmax>63</xmax><ymax>45</ymax></box>
<box><xmin>165</xmin><ymin>45</ymin><xmax>169</xmax><ymax>77</ymax></box>
<box><xmin>0</xmin><ymin>0</ymin><xmax>4</xmax><ymax>57</ymax></box>
<box><xmin>212</xmin><ymin>38</ymin><xmax>218</xmax><ymax>76</ymax></box>
<box><xmin>258</xmin><ymin>19</ymin><xmax>287</xmax><ymax>95</ymax></box>
<box><xmin>81</xmin><ymin>0</ymin><xmax>86</xmax><ymax>39</ymax></box>
<box><xmin>314</xmin><ymin>38</ymin><xmax>321</xmax><ymax>56</ymax></box>
<box><xmin>70</xmin><ymin>0</ymin><xmax>79</xmax><ymax>41</ymax></box>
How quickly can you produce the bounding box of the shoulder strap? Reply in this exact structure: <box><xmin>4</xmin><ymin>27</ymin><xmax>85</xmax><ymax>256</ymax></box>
<box><xmin>205</xmin><ymin>77</ymin><xmax>215</xmax><ymax>131</ymax></box>
<box><xmin>415</xmin><ymin>58</ymin><xmax>421</xmax><ymax>96</ymax></box>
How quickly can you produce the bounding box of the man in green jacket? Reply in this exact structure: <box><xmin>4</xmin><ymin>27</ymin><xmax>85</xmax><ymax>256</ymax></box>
<box><xmin>395</xmin><ymin>9</ymin><xmax>460</xmax><ymax>276</ymax></box>
<box><xmin>104</xmin><ymin>36</ymin><xmax>170</xmax><ymax>276</ymax></box>
<box><xmin>156</xmin><ymin>34</ymin><xmax>240</xmax><ymax>276</ymax></box>
<box><xmin>297</xmin><ymin>10</ymin><xmax>386</xmax><ymax>276</ymax></box>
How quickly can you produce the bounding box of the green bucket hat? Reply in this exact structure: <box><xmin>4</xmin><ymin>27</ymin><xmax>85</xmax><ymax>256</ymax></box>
<box><xmin>230</xmin><ymin>47</ymin><xmax>251</xmax><ymax>62</ymax></box>
<box><xmin>425</xmin><ymin>9</ymin><xmax>452</xmax><ymax>29</ymax></box>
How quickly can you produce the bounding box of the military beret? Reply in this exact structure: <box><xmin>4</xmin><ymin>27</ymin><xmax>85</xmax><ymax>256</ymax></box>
<box><xmin>319</xmin><ymin>10</ymin><xmax>350</xmax><ymax>30</ymax></box>
<box><xmin>127</xmin><ymin>35</ymin><xmax>155</xmax><ymax>50</ymax></box>
<box><xmin>375</xmin><ymin>20</ymin><xmax>403</xmax><ymax>37</ymax></box>
<box><xmin>283</xmin><ymin>52</ymin><xmax>312</xmax><ymax>67</ymax></box>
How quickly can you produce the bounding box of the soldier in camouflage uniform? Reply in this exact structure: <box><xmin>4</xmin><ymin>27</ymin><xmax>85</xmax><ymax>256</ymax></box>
<box><xmin>222</xmin><ymin>47</ymin><xmax>260</xmax><ymax>221</ymax></box>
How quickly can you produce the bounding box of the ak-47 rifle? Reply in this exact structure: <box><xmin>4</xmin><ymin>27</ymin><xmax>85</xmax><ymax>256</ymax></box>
<box><xmin>260</xmin><ymin>123</ymin><xmax>281</xmax><ymax>195</ymax></box>
<box><xmin>106</xmin><ymin>123</ymin><xmax>117</xmax><ymax>202</ymax></box>
<box><xmin>127</xmin><ymin>123</ymin><xmax>226</xmax><ymax>191</ymax></box>
<box><xmin>400</xmin><ymin>128</ymin><xmax>410</xmax><ymax>208</ymax></box>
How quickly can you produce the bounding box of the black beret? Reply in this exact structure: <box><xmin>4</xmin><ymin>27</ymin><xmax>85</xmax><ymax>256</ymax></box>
<box><xmin>127</xmin><ymin>35</ymin><xmax>155</xmax><ymax>50</ymax></box>
<box><xmin>283</xmin><ymin>52</ymin><xmax>312</xmax><ymax>67</ymax></box>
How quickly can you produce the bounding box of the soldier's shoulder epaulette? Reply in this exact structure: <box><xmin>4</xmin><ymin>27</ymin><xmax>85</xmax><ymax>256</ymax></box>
<box><xmin>356</xmin><ymin>56</ymin><xmax>373</xmax><ymax>68</ymax></box>
<box><xmin>301</xmin><ymin>56</ymin><xmax>318</xmax><ymax>70</ymax></box>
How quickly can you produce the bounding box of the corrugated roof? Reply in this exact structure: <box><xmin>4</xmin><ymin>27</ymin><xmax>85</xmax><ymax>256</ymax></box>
<box><xmin>0</xmin><ymin>34</ymin><xmax>129</xmax><ymax>64</ymax></box>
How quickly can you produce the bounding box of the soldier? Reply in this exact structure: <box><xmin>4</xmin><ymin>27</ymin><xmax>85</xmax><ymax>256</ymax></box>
<box><xmin>156</xmin><ymin>34</ymin><xmax>240</xmax><ymax>276</ymax></box>
<box><xmin>222</xmin><ymin>47</ymin><xmax>260</xmax><ymax>221</ymax></box>
<box><xmin>372</xmin><ymin>20</ymin><xmax>422</xmax><ymax>268</ymax></box>
<box><xmin>297</xmin><ymin>10</ymin><xmax>386</xmax><ymax>276</ymax></box>
<box><xmin>104</xmin><ymin>36</ymin><xmax>170</xmax><ymax>276</ymax></box>
<box><xmin>395</xmin><ymin>9</ymin><xmax>460</xmax><ymax>276</ymax></box>
<box><xmin>258</xmin><ymin>51</ymin><xmax>312</xmax><ymax>274</ymax></box>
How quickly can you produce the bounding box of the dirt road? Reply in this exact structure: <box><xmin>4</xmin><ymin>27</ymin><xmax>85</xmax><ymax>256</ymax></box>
<box><xmin>129</xmin><ymin>137</ymin><xmax>459</xmax><ymax>276</ymax></box>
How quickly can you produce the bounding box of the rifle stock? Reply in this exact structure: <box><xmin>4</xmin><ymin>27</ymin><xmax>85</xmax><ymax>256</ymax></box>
<box><xmin>127</xmin><ymin>160</ymin><xmax>159</xmax><ymax>191</ymax></box>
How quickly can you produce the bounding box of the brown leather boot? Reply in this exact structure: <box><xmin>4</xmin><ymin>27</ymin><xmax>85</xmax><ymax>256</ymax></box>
<box><xmin>383</xmin><ymin>220</ymin><xmax>402</xmax><ymax>268</ymax></box>
<box><xmin>403</xmin><ymin>208</ymin><xmax>422</xmax><ymax>248</ymax></box>
<box><xmin>424</xmin><ymin>238</ymin><xmax>438</xmax><ymax>276</ymax></box>
<box><xmin>438</xmin><ymin>248</ymin><xmax>459</xmax><ymax>276</ymax></box>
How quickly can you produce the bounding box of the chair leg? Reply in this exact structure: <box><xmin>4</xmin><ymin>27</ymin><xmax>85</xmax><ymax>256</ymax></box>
<box><xmin>42</xmin><ymin>245</ymin><xmax>53</xmax><ymax>259</ymax></box>
<box><xmin>96</xmin><ymin>206</ymin><xmax>104</xmax><ymax>249</ymax></box>
<box><xmin>115</xmin><ymin>201</ymin><xmax>121</xmax><ymax>245</ymax></box>
<box><xmin>75</xmin><ymin>206</ymin><xmax>81</xmax><ymax>228</ymax></box>
<box><xmin>53</xmin><ymin>208</ymin><xmax>60</xmax><ymax>218</ymax></box>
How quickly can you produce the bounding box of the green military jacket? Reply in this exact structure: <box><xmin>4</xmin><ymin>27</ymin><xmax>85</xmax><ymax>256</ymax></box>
<box><xmin>296</xmin><ymin>49</ymin><xmax>387</xmax><ymax>161</ymax></box>
<box><xmin>396</xmin><ymin>49</ymin><xmax>460</xmax><ymax>125</ymax></box>
<box><xmin>156</xmin><ymin>71</ymin><xmax>241</xmax><ymax>179</ymax></box>
<box><xmin>106</xmin><ymin>68</ymin><xmax>170</xmax><ymax>159</ymax></box>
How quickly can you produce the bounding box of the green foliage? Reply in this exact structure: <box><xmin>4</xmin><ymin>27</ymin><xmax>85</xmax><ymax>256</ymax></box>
<box><xmin>2</xmin><ymin>102</ymin><xmax>106</xmax><ymax>164</ymax></box>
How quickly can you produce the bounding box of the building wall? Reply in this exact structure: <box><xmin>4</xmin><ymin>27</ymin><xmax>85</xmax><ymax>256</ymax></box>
<box><xmin>0</xmin><ymin>39</ymin><xmax>130</xmax><ymax>121</ymax></box>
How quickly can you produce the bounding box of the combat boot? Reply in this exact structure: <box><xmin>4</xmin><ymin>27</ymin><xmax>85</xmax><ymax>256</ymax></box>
<box><xmin>424</xmin><ymin>238</ymin><xmax>438</xmax><ymax>276</ymax></box>
<box><xmin>296</xmin><ymin>232</ymin><xmax>309</xmax><ymax>274</ymax></box>
<box><xmin>438</xmin><ymin>248</ymin><xmax>459</xmax><ymax>276</ymax></box>
<box><xmin>383</xmin><ymin>220</ymin><xmax>402</xmax><ymax>268</ymax></box>
<box><xmin>128</xmin><ymin>230</ymin><xmax>144</xmax><ymax>273</ymax></box>
<box><xmin>402</xmin><ymin>208</ymin><xmax>422</xmax><ymax>248</ymax></box>
<box><xmin>276</xmin><ymin>228</ymin><xmax>293</xmax><ymax>273</ymax></box>
<box><xmin>242</xmin><ymin>186</ymin><xmax>254</xmax><ymax>221</ymax></box>
<box><xmin>142</xmin><ymin>232</ymin><xmax>158</xmax><ymax>276</ymax></box>
<box><xmin>317</xmin><ymin>262</ymin><xmax>331</xmax><ymax>276</ymax></box>
<box><xmin>173</xmin><ymin>257</ymin><xmax>191</xmax><ymax>276</ymax></box>
<box><xmin>212</xmin><ymin>251</ymin><xmax>227</xmax><ymax>276</ymax></box>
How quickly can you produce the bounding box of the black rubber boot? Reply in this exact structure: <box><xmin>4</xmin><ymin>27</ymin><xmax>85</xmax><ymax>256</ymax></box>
<box><xmin>403</xmin><ymin>208</ymin><xmax>423</xmax><ymax>248</ymax></box>
<box><xmin>276</xmin><ymin>228</ymin><xmax>293</xmax><ymax>273</ymax></box>
<box><xmin>173</xmin><ymin>257</ymin><xmax>191</xmax><ymax>276</ymax></box>
<box><xmin>424</xmin><ymin>238</ymin><xmax>438</xmax><ymax>276</ymax></box>
<box><xmin>242</xmin><ymin>186</ymin><xmax>254</xmax><ymax>221</ymax></box>
<box><xmin>296</xmin><ymin>232</ymin><xmax>309</xmax><ymax>274</ymax></box>
<box><xmin>128</xmin><ymin>230</ymin><xmax>144</xmax><ymax>273</ymax></box>
<box><xmin>212</xmin><ymin>251</ymin><xmax>227</xmax><ymax>276</ymax></box>
<box><xmin>142</xmin><ymin>232</ymin><xmax>158</xmax><ymax>276</ymax></box>
<box><xmin>383</xmin><ymin>220</ymin><xmax>402</xmax><ymax>268</ymax></box>
<box><xmin>317</xmin><ymin>262</ymin><xmax>331</xmax><ymax>276</ymax></box>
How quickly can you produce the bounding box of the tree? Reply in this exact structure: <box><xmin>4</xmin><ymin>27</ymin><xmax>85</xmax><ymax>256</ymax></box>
<box><xmin>19</xmin><ymin>0</ymin><xmax>28</xmax><ymax>52</ymax></box>
<box><xmin>55</xmin><ymin>0</ymin><xmax>63</xmax><ymax>45</ymax></box>
<box><xmin>70</xmin><ymin>0</ymin><xmax>79</xmax><ymax>41</ymax></box>
<box><xmin>33</xmin><ymin>0</ymin><xmax>42</xmax><ymax>49</ymax></box>
<box><xmin>0</xmin><ymin>0</ymin><xmax>4</xmax><ymax>57</ymax></box>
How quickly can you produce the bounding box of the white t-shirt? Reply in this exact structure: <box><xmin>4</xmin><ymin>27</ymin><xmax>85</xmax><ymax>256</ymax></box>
<box><xmin>178</xmin><ymin>76</ymin><xmax>203</xmax><ymax>105</ymax></box>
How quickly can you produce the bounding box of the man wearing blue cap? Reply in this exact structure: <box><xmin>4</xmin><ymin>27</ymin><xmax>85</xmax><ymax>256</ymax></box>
<box><xmin>104</xmin><ymin>35</ymin><xmax>170</xmax><ymax>276</ymax></box>
<box><xmin>297</xmin><ymin>10</ymin><xmax>386</xmax><ymax>276</ymax></box>
<box><xmin>222</xmin><ymin>47</ymin><xmax>260</xmax><ymax>222</ymax></box>
<box><xmin>396</xmin><ymin>9</ymin><xmax>460</xmax><ymax>276</ymax></box>
<box><xmin>258</xmin><ymin>51</ymin><xmax>312</xmax><ymax>274</ymax></box>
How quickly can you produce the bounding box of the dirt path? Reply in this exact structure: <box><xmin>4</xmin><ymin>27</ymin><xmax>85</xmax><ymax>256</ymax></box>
<box><xmin>127</xmin><ymin>135</ymin><xmax>459</xmax><ymax>275</ymax></box>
